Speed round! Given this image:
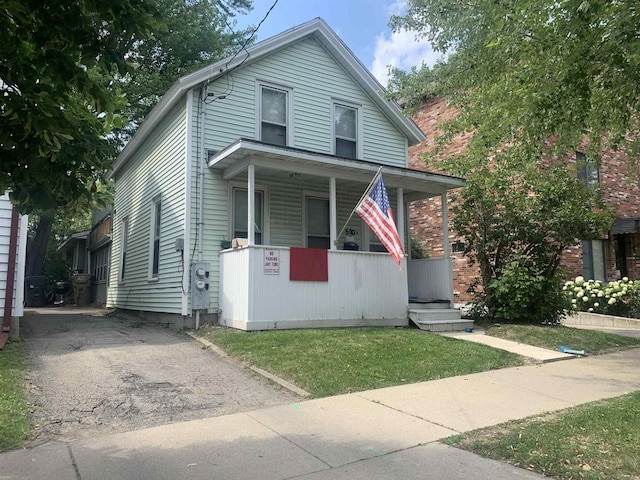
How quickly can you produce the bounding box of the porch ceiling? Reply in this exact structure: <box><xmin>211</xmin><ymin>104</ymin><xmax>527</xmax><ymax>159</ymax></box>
<box><xmin>207</xmin><ymin>138</ymin><xmax>465</xmax><ymax>200</ymax></box>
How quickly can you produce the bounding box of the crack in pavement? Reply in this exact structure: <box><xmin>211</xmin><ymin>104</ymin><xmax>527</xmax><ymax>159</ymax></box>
<box><xmin>22</xmin><ymin>308</ymin><xmax>299</xmax><ymax>445</ymax></box>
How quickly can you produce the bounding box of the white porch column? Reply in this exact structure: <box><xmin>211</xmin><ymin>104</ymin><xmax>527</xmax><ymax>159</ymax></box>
<box><xmin>405</xmin><ymin>202</ymin><xmax>412</xmax><ymax>260</ymax></box>
<box><xmin>248</xmin><ymin>163</ymin><xmax>255</xmax><ymax>245</ymax></box>
<box><xmin>397</xmin><ymin>187</ymin><xmax>405</xmax><ymax>249</ymax></box>
<box><xmin>441</xmin><ymin>192</ymin><xmax>449</xmax><ymax>258</ymax></box>
<box><xmin>329</xmin><ymin>176</ymin><xmax>337</xmax><ymax>250</ymax></box>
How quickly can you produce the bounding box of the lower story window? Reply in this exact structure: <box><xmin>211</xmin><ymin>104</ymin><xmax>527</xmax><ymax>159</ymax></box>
<box><xmin>306</xmin><ymin>196</ymin><xmax>330</xmax><ymax>249</ymax></box>
<box><xmin>233</xmin><ymin>188</ymin><xmax>263</xmax><ymax>244</ymax></box>
<box><xmin>582</xmin><ymin>239</ymin><xmax>606</xmax><ymax>281</ymax></box>
<box><xmin>92</xmin><ymin>246</ymin><xmax>110</xmax><ymax>284</ymax></box>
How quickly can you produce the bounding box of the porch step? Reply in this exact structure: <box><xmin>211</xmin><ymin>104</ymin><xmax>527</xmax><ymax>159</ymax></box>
<box><xmin>408</xmin><ymin>299</ymin><xmax>452</xmax><ymax>310</ymax></box>
<box><xmin>408</xmin><ymin>308</ymin><xmax>473</xmax><ymax>332</ymax></box>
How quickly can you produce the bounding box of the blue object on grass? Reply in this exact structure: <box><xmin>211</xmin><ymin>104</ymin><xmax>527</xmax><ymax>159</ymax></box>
<box><xmin>560</xmin><ymin>345</ymin><xmax>586</xmax><ymax>355</ymax></box>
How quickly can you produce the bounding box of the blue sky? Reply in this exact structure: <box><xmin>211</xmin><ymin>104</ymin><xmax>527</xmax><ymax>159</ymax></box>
<box><xmin>234</xmin><ymin>0</ymin><xmax>441</xmax><ymax>86</ymax></box>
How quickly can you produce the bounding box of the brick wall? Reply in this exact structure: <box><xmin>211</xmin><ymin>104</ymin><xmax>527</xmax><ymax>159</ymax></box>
<box><xmin>408</xmin><ymin>96</ymin><xmax>640</xmax><ymax>301</ymax></box>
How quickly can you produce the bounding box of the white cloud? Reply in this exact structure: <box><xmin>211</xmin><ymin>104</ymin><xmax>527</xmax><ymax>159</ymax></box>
<box><xmin>387</xmin><ymin>0</ymin><xmax>407</xmax><ymax>16</ymax></box>
<box><xmin>370</xmin><ymin>29</ymin><xmax>442</xmax><ymax>87</ymax></box>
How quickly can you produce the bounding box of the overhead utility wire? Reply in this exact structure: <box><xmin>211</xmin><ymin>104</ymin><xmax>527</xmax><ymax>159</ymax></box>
<box><xmin>224</xmin><ymin>0</ymin><xmax>280</xmax><ymax>70</ymax></box>
<box><xmin>204</xmin><ymin>0</ymin><xmax>280</xmax><ymax>103</ymax></box>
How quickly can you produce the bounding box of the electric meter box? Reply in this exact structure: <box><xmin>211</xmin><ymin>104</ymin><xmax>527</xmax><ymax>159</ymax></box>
<box><xmin>191</xmin><ymin>262</ymin><xmax>210</xmax><ymax>310</ymax></box>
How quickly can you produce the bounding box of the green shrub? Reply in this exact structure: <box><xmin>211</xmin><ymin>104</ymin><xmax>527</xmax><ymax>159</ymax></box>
<box><xmin>477</xmin><ymin>257</ymin><xmax>568</xmax><ymax>324</ymax></box>
<box><xmin>564</xmin><ymin>276</ymin><xmax>640</xmax><ymax>318</ymax></box>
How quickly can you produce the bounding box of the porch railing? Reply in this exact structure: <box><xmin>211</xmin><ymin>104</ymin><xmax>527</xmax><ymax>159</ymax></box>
<box><xmin>407</xmin><ymin>258</ymin><xmax>454</xmax><ymax>304</ymax></box>
<box><xmin>219</xmin><ymin>246</ymin><xmax>409</xmax><ymax>330</ymax></box>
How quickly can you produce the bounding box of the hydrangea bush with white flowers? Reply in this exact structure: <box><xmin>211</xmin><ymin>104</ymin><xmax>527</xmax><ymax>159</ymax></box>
<box><xmin>564</xmin><ymin>276</ymin><xmax>640</xmax><ymax>318</ymax></box>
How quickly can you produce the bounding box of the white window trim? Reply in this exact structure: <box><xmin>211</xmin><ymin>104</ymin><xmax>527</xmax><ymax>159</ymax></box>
<box><xmin>228</xmin><ymin>181</ymin><xmax>270</xmax><ymax>245</ymax></box>
<box><xmin>331</xmin><ymin>99</ymin><xmax>363</xmax><ymax>159</ymax></box>
<box><xmin>302</xmin><ymin>190</ymin><xmax>330</xmax><ymax>248</ymax></box>
<box><xmin>119</xmin><ymin>217</ymin><xmax>129</xmax><ymax>284</ymax></box>
<box><xmin>255</xmin><ymin>81</ymin><xmax>294</xmax><ymax>146</ymax></box>
<box><xmin>148</xmin><ymin>195</ymin><xmax>162</xmax><ymax>280</ymax></box>
<box><xmin>92</xmin><ymin>246</ymin><xmax>110</xmax><ymax>284</ymax></box>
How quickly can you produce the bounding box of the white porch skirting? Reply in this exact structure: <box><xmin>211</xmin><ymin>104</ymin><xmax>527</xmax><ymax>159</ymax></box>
<box><xmin>407</xmin><ymin>257</ymin><xmax>453</xmax><ymax>303</ymax></box>
<box><xmin>218</xmin><ymin>246</ymin><xmax>409</xmax><ymax>330</ymax></box>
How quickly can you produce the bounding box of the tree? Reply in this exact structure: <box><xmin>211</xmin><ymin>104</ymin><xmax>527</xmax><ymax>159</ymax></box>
<box><xmin>7</xmin><ymin>1</ymin><xmax>252</xmax><ymax>276</ymax></box>
<box><xmin>389</xmin><ymin>0</ymin><xmax>640</xmax><ymax>160</ymax></box>
<box><xmin>26</xmin><ymin>209</ymin><xmax>93</xmax><ymax>281</ymax></box>
<box><xmin>387</xmin><ymin>0</ymin><xmax>631</xmax><ymax>321</ymax></box>
<box><xmin>1</xmin><ymin>1</ymin><xmax>162</xmax><ymax>214</ymax></box>
<box><xmin>453</xmin><ymin>159</ymin><xmax>613</xmax><ymax>323</ymax></box>
<box><xmin>117</xmin><ymin>0</ymin><xmax>252</xmax><ymax>143</ymax></box>
<box><xmin>25</xmin><ymin>184</ymin><xmax>113</xmax><ymax>278</ymax></box>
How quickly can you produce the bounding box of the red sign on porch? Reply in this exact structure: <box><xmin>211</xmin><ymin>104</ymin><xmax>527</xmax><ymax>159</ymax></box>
<box><xmin>289</xmin><ymin>247</ymin><xmax>328</xmax><ymax>282</ymax></box>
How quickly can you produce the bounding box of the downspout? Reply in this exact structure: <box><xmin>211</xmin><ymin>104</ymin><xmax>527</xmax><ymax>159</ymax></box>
<box><xmin>1</xmin><ymin>207</ymin><xmax>20</xmax><ymax>348</ymax></box>
<box><xmin>182</xmin><ymin>91</ymin><xmax>194</xmax><ymax>317</ymax></box>
<box><xmin>195</xmin><ymin>83</ymin><xmax>208</xmax><ymax>330</ymax></box>
<box><xmin>441</xmin><ymin>192</ymin><xmax>454</xmax><ymax>306</ymax></box>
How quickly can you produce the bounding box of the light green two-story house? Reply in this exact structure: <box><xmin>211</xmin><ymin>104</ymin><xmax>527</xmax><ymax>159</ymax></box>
<box><xmin>107</xmin><ymin>18</ymin><xmax>465</xmax><ymax>331</ymax></box>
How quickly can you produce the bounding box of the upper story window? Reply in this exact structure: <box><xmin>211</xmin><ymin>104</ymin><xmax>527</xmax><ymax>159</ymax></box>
<box><xmin>334</xmin><ymin>103</ymin><xmax>358</xmax><ymax>158</ymax></box>
<box><xmin>259</xmin><ymin>84</ymin><xmax>290</xmax><ymax>146</ymax></box>
<box><xmin>576</xmin><ymin>152</ymin><xmax>599</xmax><ymax>186</ymax></box>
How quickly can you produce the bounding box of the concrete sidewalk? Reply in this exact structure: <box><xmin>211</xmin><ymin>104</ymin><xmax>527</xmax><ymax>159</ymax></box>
<box><xmin>3</xmin><ymin>347</ymin><xmax>640</xmax><ymax>480</ymax></box>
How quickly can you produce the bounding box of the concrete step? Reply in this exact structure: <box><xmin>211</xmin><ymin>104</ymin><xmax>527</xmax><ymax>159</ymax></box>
<box><xmin>408</xmin><ymin>308</ymin><xmax>473</xmax><ymax>332</ymax></box>
<box><xmin>409</xmin><ymin>308</ymin><xmax>462</xmax><ymax>322</ymax></box>
<box><xmin>408</xmin><ymin>301</ymin><xmax>451</xmax><ymax>310</ymax></box>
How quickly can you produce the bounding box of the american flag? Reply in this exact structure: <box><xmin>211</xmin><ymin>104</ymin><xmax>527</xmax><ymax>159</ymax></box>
<box><xmin>356</xmin><ymin>174</ymin><xmax>404</xmax><ymax>268</ymax></box>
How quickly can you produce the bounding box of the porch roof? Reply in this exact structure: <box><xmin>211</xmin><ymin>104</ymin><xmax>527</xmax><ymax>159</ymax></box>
<box><xmin>207</xmin><ymin>138</ymin><xmax>465</xmax><ymax>200</ymax></box>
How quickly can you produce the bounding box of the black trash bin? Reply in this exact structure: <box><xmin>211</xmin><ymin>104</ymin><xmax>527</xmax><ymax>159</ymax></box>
<box><xmin>25</xmin><ymin>276</ymin><xmax>49</xmax><ymax>307</ymax></box>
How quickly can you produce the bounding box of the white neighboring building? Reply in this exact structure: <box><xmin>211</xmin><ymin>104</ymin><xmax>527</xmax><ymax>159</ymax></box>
<box><xmin>0</xmin><ymin>192</ymin><xmax>28</xmax><ymax>344</ymax></box>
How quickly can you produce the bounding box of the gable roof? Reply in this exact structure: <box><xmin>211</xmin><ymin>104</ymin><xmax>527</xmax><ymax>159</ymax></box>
<box><xmin>109</xmin><ymin>17</ymin><xmax>425</xmax><ymax>178</ymax></box>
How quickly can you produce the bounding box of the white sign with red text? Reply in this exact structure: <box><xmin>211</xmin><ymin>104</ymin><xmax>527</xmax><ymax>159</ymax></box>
<box><xmin>263</xmin><ymin>250</ymin><xmax>280</xmax><ymax>275</ymax></box>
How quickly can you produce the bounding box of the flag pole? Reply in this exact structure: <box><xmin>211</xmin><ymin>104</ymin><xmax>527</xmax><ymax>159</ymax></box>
<box><xmin>335</xmin><ymin>166</ymin><xmax>383</xmax><ymax>245</ymax></box>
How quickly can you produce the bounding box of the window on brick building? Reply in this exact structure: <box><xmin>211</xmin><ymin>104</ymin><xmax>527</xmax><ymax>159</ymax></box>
<box><xmin>576</xmin><ymin>152</ymin><xmax>599</xmax><ymax>186</ymax></box>
<box><xmin>582</xmin><ymin>239</ymin><xmax>606</xmax><ymax>281</ymax></box>
<box><xmin>451</xmin><ymin>241</ymin><xmax>465</xmax><ymax>254</ymax></box>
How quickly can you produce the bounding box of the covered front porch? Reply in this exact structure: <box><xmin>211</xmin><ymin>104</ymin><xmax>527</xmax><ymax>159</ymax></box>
<box><xmin>209</xmin><ymin>139</ymin><xmax>465</xmax><ymax>330</ymax></box>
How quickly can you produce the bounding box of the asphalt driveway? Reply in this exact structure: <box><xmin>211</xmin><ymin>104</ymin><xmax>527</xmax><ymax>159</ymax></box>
<box><xmin>21</xmin><ymin>307</ymin><xmax>297</xmax><ymax>445</ymax></box>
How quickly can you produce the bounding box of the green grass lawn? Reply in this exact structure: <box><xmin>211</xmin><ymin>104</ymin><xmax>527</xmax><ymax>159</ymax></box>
<box><xmin>197</xmin><ymin>326</ymin><xmax>524</xmax><ymax>397</ymax></box>
<box><xmin>445</xmin><ymin>391</ymin><xmax>640</xmax><ymax>480</ymax></box>
<box><xmin>482</xmin><ymin>323</ymin><xmax>640</xmax><ymax>355</ymax></box>
<box><xmin>0</xmin><ymin>340</ymin><xmax>32</xmax><ymax>452</ymax></box>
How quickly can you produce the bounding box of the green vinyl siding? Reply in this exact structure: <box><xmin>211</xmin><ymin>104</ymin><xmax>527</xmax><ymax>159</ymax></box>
<box><xmin>200</xmin><ymin>37</ymin><xmax>407</xmax><ymax>165</ymax></box>
<box><xmin>187</xmin><ymin>36</ymin><xmax>411</xmax><ymax>313</ymax></box>
<box><xmin>108</xmin><ymin>101</ymin><xmax>187</xmax><ymax>314</ymax></box>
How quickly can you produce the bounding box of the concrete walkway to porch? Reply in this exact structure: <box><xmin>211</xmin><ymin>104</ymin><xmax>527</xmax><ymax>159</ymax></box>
<box><xmin>439</xmin><ymin>327</ymin><xmax>577</xmax><ymax>362</ymax></box>
<box><xmin>3</xmin><ymin>337</ymin><xmax>640</xmax><ymax>479</ymax></box>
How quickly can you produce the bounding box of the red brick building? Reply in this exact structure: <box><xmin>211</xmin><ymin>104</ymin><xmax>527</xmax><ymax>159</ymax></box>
<box><xmin>408</xmin><ymin>96</ymin><xmax>640</xmax><ymax>303</ymax></box>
